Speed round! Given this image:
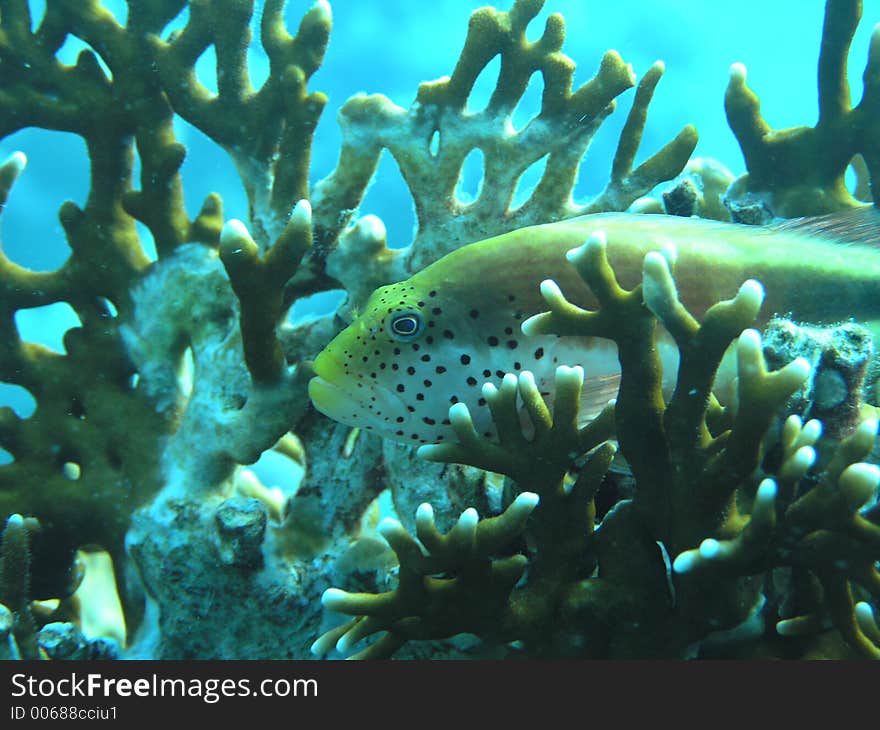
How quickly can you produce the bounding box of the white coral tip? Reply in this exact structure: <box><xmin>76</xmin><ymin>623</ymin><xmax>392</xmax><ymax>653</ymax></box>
<box><xmin>737</xmin><ymin>328</ymin><xmax>761</xmax><ymax>353</ymax></box>
<box><xmin>520</xmin><ymin>314</ymin><xmax>545</xmax><ymax>337</ymax></box>
<box><xmin>555</xmin><ymin>364</ymin><xmax>584</xmax><ymax>387</ymax></box>
<box><xmin>511</xmin><ymin>491</ymin><xmax>540</xmax><ymax>514</ymax></box>
<box><xmin>220</xmin><ymin>218</ymin><xmax>252</xmax><ymax>245</ymax></box>
<box><xmin>791</xmin><ymin>445</ymin><xmax>816</xmax><ymax>473</ymax></box>
<box><xmin>448</xmin><ymin>401</ymin><xmax>472</xmax><ymax>426</ymax></box>
<box><xmin>415</xmin><ymin>502</ymin><xmax>434</xmax><ymax>527</ymax></box>
<box><xmin>736</xmin><ymin>279</ymin><xmax>765</xmax><ymax>309</ymax></box>
<box><xmin>855</xmin><ymin>601</ymin><xmax>879</xmax><ymax>636</ymax></box>
<box><xmin>6</xmin><ymin>151</ymin><xmax>27</xmax><ymax>172</ymax></box>
<box><xmin>378</xmin><ymin>517</ymin><xmax>403</xmax><ymax>539</ymax></box>
<box><xmin>698</xmin><ymin>538</ymin><xmax>722</xmax><ymax>560</ymax></box>
<box><xmin>729</xmin><ymin>62</ymin><xmax>747</xmax><ymax>82</ymax></box>
<box><xmin>800</xmin><ymin>419</ymin><xmax>823</xmax><ymax>447</ymax></box>
<box><xmin>539</xmin><ymin>279</ymin><xmax>564</xmax><ymax>302</ymax></box>
<box><xmin>290</xmin><ymin>198</ymin><xmax>312</xmax><ymax>226</ymax></box>
<box><xmin>756</xmin><ymin>478</ymin><xmax>777</xmax><ymax>504</ymax></box>
<box><xmin>672</xmin><ymin>550</ymin><xmax>699</xmax><ymax>574</ymax></box>
<box><xmin>566</xmin><ymin>230</ymin><xmax>607</xmax><ymax>264</ymax></box>
<box><xmin>321</xmin><ymin>587</ymin><xmax>348</xmax><ymax>610</ymax></box>
<box><xmin>311</xmin><ymin>0</ymin><xmax>332</xmax><ymax>22</ymax></box>
<box><xmin>502</xmin><ymin>372</ymin><xmax>518</xmax><ymax>389</ymax></box>
<box><xmin>788</xmin><ymin>357</ymin><xmax>812</xmax><ymax>381</ymax></box>
<box><xmin>840</xmin><ymin>463</ymin><xmax>880</xmax><ymax>510</ymax></box>
<box><xmin>458</xmin><ymin>507</ymin><xmax>479</xmax><ymax>530</ymax></box>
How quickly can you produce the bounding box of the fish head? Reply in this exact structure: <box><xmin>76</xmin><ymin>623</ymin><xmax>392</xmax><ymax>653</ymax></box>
<box><xmin>308</xmin><ymin>223</ymin><xmax>625</xmax><ymax>444</ymax></box>
<box><xmin>308</xmin><ymin>257</ymin><xmax>565</xmax><ymax>444</ymax></box>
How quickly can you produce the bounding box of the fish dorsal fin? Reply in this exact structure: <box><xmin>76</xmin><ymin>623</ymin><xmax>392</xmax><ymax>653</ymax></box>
<box><xmin>769</xmin><ymin>205</ymin><xmax>880</xmax><ymax>246</ymax></box>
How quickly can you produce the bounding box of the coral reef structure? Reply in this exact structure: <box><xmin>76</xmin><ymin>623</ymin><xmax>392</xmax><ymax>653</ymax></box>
<box><xmin>0</xmin><ymin>0</ymin><xmax>878</xmax><ymax>659</ymax></box>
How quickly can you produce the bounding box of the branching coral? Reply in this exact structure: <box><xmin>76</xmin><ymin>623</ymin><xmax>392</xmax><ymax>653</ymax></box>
<box><xmin>675</xmin><ymin>416</ymin><xmax>880</xmax><ymax>658</ymax></box>
<box><xmin>725</xmin><ymin>0</ymin><xmax>880</xmax><ymax>216</ymax></box>
<box><xmin>319</xmin><ymin>0</ymin><xmax>697</xmax><ymax>306</ymax></box>
<box><xmin>317</xmin><ymin>230</ymin><xmax>880</xmax><ymax>659</ymax></box>
<box><xmin>2</xmin><ymin>0</ymin><xmax>877</xmax><ymax>660</ymax></box>
<box><xmin>0</xmin><ymin>0</ymin><xmax>331</xmax><ymax>639</ymax></box>
<box><xmin>0</xmin><ymin>513</ymin><xmax>38</xmax><ymax>659</ymax></box>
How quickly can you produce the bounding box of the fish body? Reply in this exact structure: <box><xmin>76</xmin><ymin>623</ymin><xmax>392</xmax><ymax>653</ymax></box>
<box><xmin>309</xmin><ymin>212</ymin><xmax>880</xmax><ymax>445</ymax></box>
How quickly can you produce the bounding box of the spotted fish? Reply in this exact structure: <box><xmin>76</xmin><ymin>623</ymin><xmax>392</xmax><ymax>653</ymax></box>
<box><xmin>308</xmin><ymin>211</ymin><xmax>880</xmax><ymax>445</ymax></box>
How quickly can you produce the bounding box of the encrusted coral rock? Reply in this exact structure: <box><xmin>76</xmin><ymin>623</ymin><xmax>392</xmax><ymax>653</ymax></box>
<box><xmin>762</xmin><ymin>317</ymin><xmax>873</xmax><ymax>437</ymax></box>
<box><xmin>214</xmin><ymin>497</ymin><xmax>268</xmax><ymax>569</ymax></box>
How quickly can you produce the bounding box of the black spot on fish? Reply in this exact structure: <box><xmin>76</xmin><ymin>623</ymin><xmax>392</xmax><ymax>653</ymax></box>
<box><xmin>508</xmin><ymin>294</ymin><xmax>516</xmax><ymax>302</ymax></box>
<box><xmin>496</xmin><ymin>370</ymin><xmax>505</xmax><ymax>378</ymax></box>
<box><xmin>534</xmin><ymin>347</ymin><xmax>544</xmax><ymax>359</ymax></box>
<box><xmin>483</xmin><ymin>369</ymin><xmax>491</xmax><ymax>377</ymax></box>
<box><xmin>423</xmin><ymin>379</ymin><xmax>432</xmax><ymax>388</ymax></box>
<box><xmin>396</xmin><ymin>384</ymin><xmax>405</xmax><ymax>392</ymax></box>
<box><xmin>394</xmin><ymin>347</ymin><xmax>401</xmax><ymax>355</ymax></box>
<box><xmin>423</xmin><ymin>417</ymin><xmax>436</xmax><ymax>425</ymax></box>
<box><xmin>426</xmin><ymin>336</ymin><xmax>434</xmax><ymax>344</ymax></box>
<box><xmin>416</xmin><ymin>393</ymin><xmax>425</xmax><ymax>401</ymax></box>
<box><xmin>504</xmin><ymin>327</ymin><xmax>513</xmax><ymax>335</ymax></box>
<box><xmin>396</xmin><ymin>430</ymin><xmax>404</xmax><ymax>436</ymax></box>
<box><xmin>443</xmin><ymin>330</ymin><xmax>454</xmax><ymax>339</ymax></box>
<box><xmin>514</xmin><ymin>362</ymin><xmax>521</xmax><ymax>370</ymax></box>
<box><xmin>429</xmin><ymin>290</ymin><xmax>437</xmax><ymax>297</ymax></box>
<box><xmin>467</xmin><ymin>376</ymin><xmax>477</xmax><ymax>386</ymax></box>
<box><xmin>432</xmin><ymin>307</ymin><xmax>442</xmax><ymax>315</ymax></box>
<box><xmin>436</xmin><ymin>366</ymin><xmax>447</xmax><ymax>374</ymax></box>
<box><xmin>488</xmin><ymin>336</ymin><xmax>499</xmax><ymax>346</ymax></box>
<box><xmin>407</xmin><ymin>406</ymin><xmax>415</xmax><ymax>412</ymax></box>
<box><xmin>442</xmin><ymin>418</ymin><xmax>451</xmax><ymax>425</ymax></box>
<box><xmin>421</xmin><ymin>354</ymin><xmax>431</xmax><ymax>362</ymax></box>
<box><xmin>469</xmin><ymin>309</ymin><xmax>479</xmax><ymax>319</ymax></box>
<box><xmin>392</xmin><ymin>363</ymin><xmax>399</xmax><ymax>371</ymax></box>
<box><xmin>380</xmin><ymin>363</ymin><xmax>386</xmax><ymax>369</ymax></box>
<box><xmin>412</xmin><ymin>343</ymin><xmax>420</xmax><ymax>351</ymax></box>
<box><xmin>450</xmin><ymin>396</ymin><xmax>459</xmax><ymax>404</ymax></box>
<box><xmin>507</xmin><ymin>340</ymin><xmax>518</xmax><ymax>349</ymax></box>
<box><xmin>478</xmin><ymin>397</ymin><xmax>486</xmax><ymax>406</ymax></box>
<box><xmin>418</xmin><ymin>301</ymin><xmax>425</xmax><ymax>307</ymax></box>
<box><xmin>407</xmin><ymin>366</ymin><xmax>416</xmax><ymax>375</ymax></box>
<box><xmin>396</xmin><ymin>417</ymin><xmax>404</xmax><ymax>423</ymax></box>
<box><xmin>461</xmin><ymin>354</ymin><xmax>471</xmax><ymax>365</ymax></box>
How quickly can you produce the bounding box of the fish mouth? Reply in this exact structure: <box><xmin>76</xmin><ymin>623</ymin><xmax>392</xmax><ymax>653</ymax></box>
<box><xmin>309</xmin><ymin>349</ymin><xmax>410</xmax><ymax>429</ymax></box>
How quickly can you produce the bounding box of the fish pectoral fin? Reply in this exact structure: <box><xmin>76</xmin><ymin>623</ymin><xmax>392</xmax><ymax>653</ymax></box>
<box><xmin>577</xmin><ymin>372</ymin><xmax>622</xmax><ymax>424</ymax></box>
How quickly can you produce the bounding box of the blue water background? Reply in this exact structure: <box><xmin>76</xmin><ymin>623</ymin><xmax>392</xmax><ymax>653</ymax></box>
<box><xmin>1</xmin><ymin>0</ymin><xmax>878</xmax><ymax>480</ymax></box>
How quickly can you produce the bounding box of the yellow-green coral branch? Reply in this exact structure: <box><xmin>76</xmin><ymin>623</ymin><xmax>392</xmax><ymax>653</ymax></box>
<box><xmin>219</xmin><ymin>201</ymin><xmax>312</xmax><ymax>383</ymax></box>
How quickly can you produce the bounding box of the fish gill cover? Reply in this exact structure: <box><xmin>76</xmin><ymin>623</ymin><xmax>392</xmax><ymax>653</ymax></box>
<box><xmin>0</xmin><ymin>0</ymin><xmax>879</xmax><ymax>660</ymax></box>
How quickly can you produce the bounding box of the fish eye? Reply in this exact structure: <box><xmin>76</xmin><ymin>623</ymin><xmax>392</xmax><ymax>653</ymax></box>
<box><xmin>389</xmin><ymin>312</ymin><xmax>423</xmax><ymax>341</ymax></box>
